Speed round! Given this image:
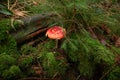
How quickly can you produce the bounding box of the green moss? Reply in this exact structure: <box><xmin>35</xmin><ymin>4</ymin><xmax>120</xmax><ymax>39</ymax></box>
<box><xmin>2</xmin><ymin>65</ymin><xmax>22</xmax><ymax>80</ymax></box>
<box><xmin>0</xmin><ymin>53</ymin><xmax>16</xmax><ymax>75</ymax></box>
<box><xmin>105</xmin><ymin>66</ymin><xmax>120</xmax><ymax>80</ymax></box>
<box><xmin>21</xmin><ymin>45</ymin><xmax>38</xmax><ymax>55</ymax></box>
<box><xmin>19</xmin><ymin>56</ymin><xmax>33</xmax><ymax>68</ymax></box>
<box><xmin>0</xmin><ymin>19</ymin><xmax>23</xmax><ymax>79</ymax></box>
<box><xmin>16</xmin><ymin>55</ymin><xmax>34</xmax><ymax>77</ymax></box>
<box><xmin>0</xmin><ymin>19</ymin><xmax>20</xmax><ymax>54</ymax></box>
<box><xmin>0</xmin><ymin>35</ymin><xmax>17</xmax><ymax>54</ymax></box>
<box><xmin>0</xmin><ymin>19</ymin><xmax>21</xmax><ymax>39</ymax></box>
<box><xmin>42</xmin><ymin>52</ymin><xmax>67</xmax><ymax>77</ymax></box>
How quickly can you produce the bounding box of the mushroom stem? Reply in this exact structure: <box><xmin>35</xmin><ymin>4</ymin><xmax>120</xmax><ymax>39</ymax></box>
<box><xmin>55</xmin><ymin>39</ymin><xmax>58</xmax><ymax>49</ymax></box>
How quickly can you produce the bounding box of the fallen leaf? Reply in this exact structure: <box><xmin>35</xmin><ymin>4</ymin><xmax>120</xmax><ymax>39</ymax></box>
<box><xmin>115</xmin><ymin>37</ymin><xmax>120</xmax><ymax>47</ymax></box>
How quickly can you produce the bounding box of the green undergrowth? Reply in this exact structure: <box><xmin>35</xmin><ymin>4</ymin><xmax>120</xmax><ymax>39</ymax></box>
<box><xmin>61</xmin><ymin>30</ymin><xmax>115</xmax><ymax>79</ymax></box>
<box><xmin>0</xmin><ymin>19</ymin><xmax>20</xmax><ymax>54</ymax></box>
<box><xmin>37</xmin><ymin>40</ymin><xmax>68</xmax><ymax>78</ymax></box>
<box><xmin>35</xmin><ymin>29</ymin><xmax>118</xmax><ymax>79</ymax></box>
<box><xmin>0</xmin><ymin>19</ymin><xmax>21</xmax><ymax>79</ymax></box>
<box><xmin>106</xmin><ymin>66</ymin><xmax>120</xmax><ymax>80</ymax></box>
<box><xmin>0</xmin><ymin>0</ymin><xmax>120</xmax><ymax>80</ymax></box>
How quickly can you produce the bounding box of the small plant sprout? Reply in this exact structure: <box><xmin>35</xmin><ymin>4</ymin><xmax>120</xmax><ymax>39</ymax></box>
<box><xmin>46</xmin><ymin>26</ymin><xmax>66</xmax><ymax>48</ymax></box>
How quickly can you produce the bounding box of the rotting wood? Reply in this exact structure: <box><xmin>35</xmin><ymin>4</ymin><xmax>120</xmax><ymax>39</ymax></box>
<box><xmin>16</xmin><ymin>27</ymin><xmax>48</xmax><ymax>46</ymax></box>
<box><xmin>10</xmin><ymin>13</ymin><xmax>58</xmax><ymax>46</ymax></box>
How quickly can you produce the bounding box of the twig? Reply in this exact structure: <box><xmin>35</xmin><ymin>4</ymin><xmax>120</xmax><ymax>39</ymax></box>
<box><xmin>11</xmin><ymin>18</ymin><xmax>16</xmax><ymax>31</ymax></box>
<box><xmin>52</xmin><ymin>72</ymin><xmax>58</xmax><ymax>79</ymax></box>
<box><xmin>7</xmin><ymin>0</ymin><xmax>10</xmax><ymax>9</ymax></box>
<box><xmin>76</xmin><ymin>74</ymin><xmax>81</xmax><ymax>80</ymax></box>
<box><xmin>10</xmin><ymin>0</ymin><xmax>18</xmax><ymax>10</ymax></box>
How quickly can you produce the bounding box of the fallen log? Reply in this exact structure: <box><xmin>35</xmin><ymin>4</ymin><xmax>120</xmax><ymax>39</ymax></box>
<box><xmin>10</xmin><ymin>13</ymin><xmax>58</xmax><ymax>46</ymax></box>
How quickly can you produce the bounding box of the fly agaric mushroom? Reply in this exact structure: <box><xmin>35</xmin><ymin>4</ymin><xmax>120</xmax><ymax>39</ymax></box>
<box><xmin>46</xmin><ymin>26</ymin><xmax>66</xmax><ymax>48</ymax></box>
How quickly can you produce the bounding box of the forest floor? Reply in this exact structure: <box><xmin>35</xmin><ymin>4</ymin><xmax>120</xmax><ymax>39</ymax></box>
<box><xmin>0</xmin><ymin>0</ymin><xmax>120</xmax><ymax>80</ymax></box>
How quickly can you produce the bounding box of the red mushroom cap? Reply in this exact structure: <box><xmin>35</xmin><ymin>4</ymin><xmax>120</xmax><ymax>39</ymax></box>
<box><xmin>46</xmin><ymin>26</ymin><xmax>66</xmax><ymax>39</ymax></box>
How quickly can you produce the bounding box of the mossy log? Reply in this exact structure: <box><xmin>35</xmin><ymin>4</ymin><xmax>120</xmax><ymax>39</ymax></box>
<box><xmin>10</xmin><ymin>13</ymin><xmax>58</xmax><ymax>46</ymax></box>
